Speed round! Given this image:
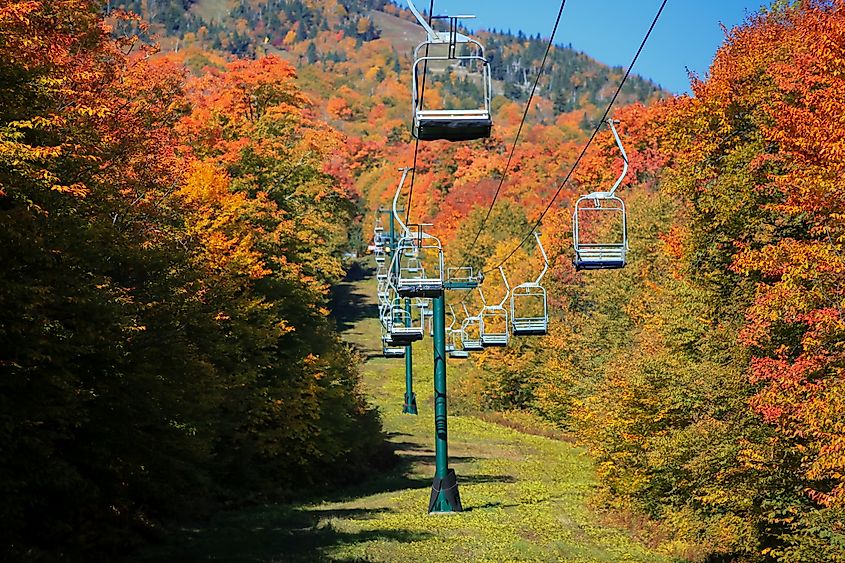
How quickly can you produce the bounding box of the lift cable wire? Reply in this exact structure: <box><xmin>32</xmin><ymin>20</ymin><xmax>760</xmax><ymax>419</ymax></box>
<box><xmin>405</xmin><ymin>0</ymin><xmax>435</xmax><ymax>226</ymax></box>
<box><xmin>483</xmin><ymin>0</ymin><xmax>669</xmax><ymax>275</ymax></box>
<box><xmin>465</xmin><ymin>0</ymin><xmax>568</xmax><ymax>250</ymax></box>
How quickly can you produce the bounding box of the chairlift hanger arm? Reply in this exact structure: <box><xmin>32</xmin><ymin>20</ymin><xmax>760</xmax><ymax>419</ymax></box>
<box><xmin>407</xmin><ymin>0</ymin><xmax>438</xmax><ymax>41</ymax></box>
<box><xmin>607</xmin><ymin>118</ymin><xmax>629</xmax><ymax>198</ymax></box>
<box><xmin>407</xmin><ymin>0</ymin><xmax>475</xmax><ymax>44</ymax></box>
<box><xmin>534</xmin><ymin>232</ymin><xmax>549</xmax><ymax>285</ymax></box>
<box><xmin>478</xmin><ymin>286</ymin><xmax>487</xmax><ymax>308</ymax></box>
<box><xmin>392</xmin><ymin>167</ymin><xmax>412</xmax><ymax>237</ymax></box>
<box><xmin>497</xmin><ymin>267</ymin><xmax>510</xmax><ymax>308</ymax></box>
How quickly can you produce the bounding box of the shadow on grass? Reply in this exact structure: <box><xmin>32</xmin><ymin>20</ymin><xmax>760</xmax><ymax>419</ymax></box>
<box><xmin>359</xmin><ymin>351</ymin><xmax>386</xmax><ymax>362</ymax></box>
<box><xmin>127</xmin><ymin>503</ymin><xmax>431</xmax><ymax>562</ymax></box>
<box><xmin>128</xmin><ymin>266</ymin><xmax>525</xmax><ymax>562</ymax></box>
<box><xmin>330</xmin><ymin>262</ymin><xmax>378</xmax><ymax>334</ymax></box>
<box><xmin>127</xmin><ymin>427</ymin><xmax>521</xmax><ymax>561</ymax></box>
<box><xmin>463</xmin><ymin>501</ymin><xmax>521</xmax><ymax>512</ymax></box>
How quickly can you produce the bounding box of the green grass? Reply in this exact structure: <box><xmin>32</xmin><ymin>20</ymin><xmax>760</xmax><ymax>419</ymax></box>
<box><xmin>127</xmin><ymin>265</ymin><xmax>674</xmax><ymax>562</ymax></box>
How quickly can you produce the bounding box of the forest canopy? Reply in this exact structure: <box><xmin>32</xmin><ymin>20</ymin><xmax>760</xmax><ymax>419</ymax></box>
<box><xmin>0</xmin><ymin>1</ymin><xmax>386</xmax><ymax>559</ymax></box>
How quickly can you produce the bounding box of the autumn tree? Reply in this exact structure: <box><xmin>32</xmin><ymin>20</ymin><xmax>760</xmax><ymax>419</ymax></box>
<box><xmin>0</xmin><ymin>3</ymin><xmax>385</xmax><ymax>560</ymax></box>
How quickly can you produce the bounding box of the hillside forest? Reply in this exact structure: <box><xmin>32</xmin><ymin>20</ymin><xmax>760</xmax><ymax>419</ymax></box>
<box><xmin>1</xmin><ymin>0</ymin><xmax>844</xmax><ymax>561</ymax></box>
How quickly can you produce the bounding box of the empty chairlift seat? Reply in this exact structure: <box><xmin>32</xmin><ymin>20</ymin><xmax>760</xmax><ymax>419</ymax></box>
<box><xmin>383</xmin><ymin>346</ymin><xmax>406</xmax><ymax>359</ymax></box>
<box><xmin>388</xmin><ymin>298</ymin><xmax>424</xmax><ymax>344</ymax></box>
<box><xmin>407</xmin><ymin>1</ymin><xmax>493</xmax><ymax>142</ymax></box>
<box><xmin>414</xmin><ymin>109</ymin><xmax>492</xmax><ymax>143</ymax></box>
<box><xmin>396</xmin><ymin>225</ymin><xmax>444</xmax><ymax>298</ymax></box>
<box><xmin>572</xmin><ymin>119</ymin><xmax>631</xmax><ymax>272</ymax></box>
<box><xmin>511</xmin><ymin>232</ymin><xmax>549</xmax><ymax>336</ymax></box>
<box><xmin>381</xmin><ymin>313</ymin><xmax>406</xmax><ymax>358</ymax></box>
<box><xmin>449</xmin><ymin>323</ymin><xmax>471</xmax><ymax>358</ymax></box>
<box><xmin>572</xmin><ymin>194</ymin><xmax>628</xmax><ymax>271</ymax></box>
<box><xmin>479</xmin><ymin>268</ymin><xmax>510</xmax><ymax>348</ymax></box>
<box><xmin>480</xmin><ymin>307</ymin><xmax>509</xmax><ymax>347</ymax></box>
<box><xmin>373</xmin><ymin>225</ymin><xmax>387</xmax><ymax>247</ymax></box>
<box><xmin>374</xmin><ymin>247</ymin><xmax>387</xmax><ymax>264</ymax></box>
<box><xmin>510</xmin><ymin>285</ymin><xmax>548</xmax><ymax>336</ymax></box>
<box><xmin>461</xmin><ymin>316</ymin><xmax>484</xmax><ymax>351</ymax></box>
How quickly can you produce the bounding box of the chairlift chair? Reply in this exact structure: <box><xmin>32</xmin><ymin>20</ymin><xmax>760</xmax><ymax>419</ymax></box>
<box><xmin>447</xmin><ymin>266</ymin><xmax>481</xmax><ymax>284</ymax></box>
<box><xmin>376</xmin><ymin>257</ymin><xmax>389</xmax><ymax>284</ymax></box>
<box><xmin>374</xmin><ymin>246</ymin><xmax>387</xmax><ymax>264</ymax></box>
<box><xmin>388</xmin><ymin>297</ymin><xmax>424</xmax><ymax>344</ymax></box>
<box><xmin>448</xmin><ymin>331</ymin><xmax>470</xmax><ymax>359</ymax></box>
<box><xmin>375</xmin><ymin>233</ymin><xmax>389</xmax><ymax>250</ymax></box>
<box><xmin>446</xmin><ymin>305</ymin><xmax>469</xmax><ymax>358</ymax></box>
<box><xmin>423</xmin><ymin>309</ymin><xmax>434</xmax><ymax>338</ymax></box>
<box><xmin>511</xmin><ymin>232</ymin><xmax>549</xmax><ymax>336</ymax></box>
<box><xmin>377</xmin><ymin>283</ymin><xmax>391</xmax><ymax>309</ymax></box>
<box><xmin>377</xmin><ymin>270</ymin><xmax>395</xmax><ymax>311</ymax></box>
<box><xmin>414</xmin><ymin>298</ymin><xmax>434</xmax><ymax>336</ymax></box>
<box><xmin>382</xmin><ymin>322</ymin><xmax>406</xmax><ymax>358</ymax></box>
<box><xmin>381</xmin><ymin>321</ymin><xmax>406</xmax><ymax>358</ymax></box>
<box><xmin>460</xmin><ymin>303</ymin><xmax>484</xmax><ymax>351</ymax></box>
<box><xmin>396</xmin><ymin>224</ymin><xmax>444</xmax><ymax>298</ymax></box>
<box><xmin>388</xmin><ymin>167</ymin><xmax>444</xmax><ymax>298</ymax></box>
<box><xmin>449</xmin><ymin>347</ymin><xmax>470</xmax><ymax>359</ymax></box>
<box><xmin>379</xmin><ymin>298</ymin><xmax>394</xmax><ymax>336</ymax></box>
<box><xmin>383</xmin><ymin>346</ymin><xmax>406</xmax><ymax>358</ymax></box>
<box><xmin>376</xmin><ymin>265</ymin><xmax>389</xmax><ymax>283</ymax></box>
<box><xmin>382</xmin><ymin>330</ymin><xmax>406</xmax><ymax>352</ymax></box>
<box><xmin>373</xmin><ymin>223</ymin><xmax>387</xmax><ymax>247</ymax></box>
<box><xmin>479</xmin><ymin>268</ymin><xmax>510</xmax><ymax>348</ymax></box>
<box><xmin>573</xmin><ymin>119</ymin><xmax>630</xmax><ymax>271</ymax></box>
<box><xmin>407</xmin><ymin>1</ymin><xmax>493</xmax><ymax>142</ymax></box>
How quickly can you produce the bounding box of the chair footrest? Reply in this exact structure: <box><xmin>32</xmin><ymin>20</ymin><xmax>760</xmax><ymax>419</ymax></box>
<box><xmin>414</xmin><ymin>118</ymin><xmax>492</xmax><ymax>142</ymax></box>
<box><xmin>512</xmin><ymin>328</ymin><xmax>548</xmax><ymax>336</ymax></box>
<box><xmin>574</xmin><ymin>259</ymin><xmax>626</xmax><ymax>271</ymax></box>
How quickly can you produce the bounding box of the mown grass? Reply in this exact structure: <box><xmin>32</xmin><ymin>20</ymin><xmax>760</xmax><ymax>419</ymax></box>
<box><xmin>127</xmin><ymin>265</ymin><xmax>674</xmax><ymax>562</ymax></box>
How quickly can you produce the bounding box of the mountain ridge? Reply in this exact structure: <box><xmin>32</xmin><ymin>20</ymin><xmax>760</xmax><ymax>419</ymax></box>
<box><xmin>121</xmin><ymin>0</ymin><xmax>667</xmax><ymax>111</ymax></box>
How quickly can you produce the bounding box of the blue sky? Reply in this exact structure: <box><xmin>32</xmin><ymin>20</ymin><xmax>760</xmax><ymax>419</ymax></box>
<box><xmin>421</xmin><ymin>1</ymin><xmax>770</xmax><ymax>93</ymax></box>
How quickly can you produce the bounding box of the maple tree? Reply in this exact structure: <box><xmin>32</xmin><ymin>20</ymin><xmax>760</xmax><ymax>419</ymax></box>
<box><xmin>438</xmin><ymin>2</ymin><xmax>845</xmax><ymax>560</ymax></box>
<box><xmin>0</xmin><ymin>2</ymin><xmax>383</xmax><ymax>559</ymax></box>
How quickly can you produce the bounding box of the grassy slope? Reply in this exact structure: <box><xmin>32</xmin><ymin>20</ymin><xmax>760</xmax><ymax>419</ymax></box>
<box><xmin>128</xmin><ymin>262</ymin><xmax>672</xmax><ymax>563</ymax></box>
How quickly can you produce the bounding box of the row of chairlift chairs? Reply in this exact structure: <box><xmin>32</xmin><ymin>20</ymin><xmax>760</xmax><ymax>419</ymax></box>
<box><xmin>404</xmin><ymin>0</ymin><xmax>632</xmax><ymax>272</ymax></box>
<box><xmin>374</xmin><ymin>168</ymin><xmax>550</xmax><ymax>359</ymax></box>
<box><xmin>377</xmin><ymin>256</ymin><xmax>550</xmax><ymax>360</ymax></box>
<box><xmin>374</xmin><ymin>2</ymin><xmax>632</xmax><ymax>358</ymax></box>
